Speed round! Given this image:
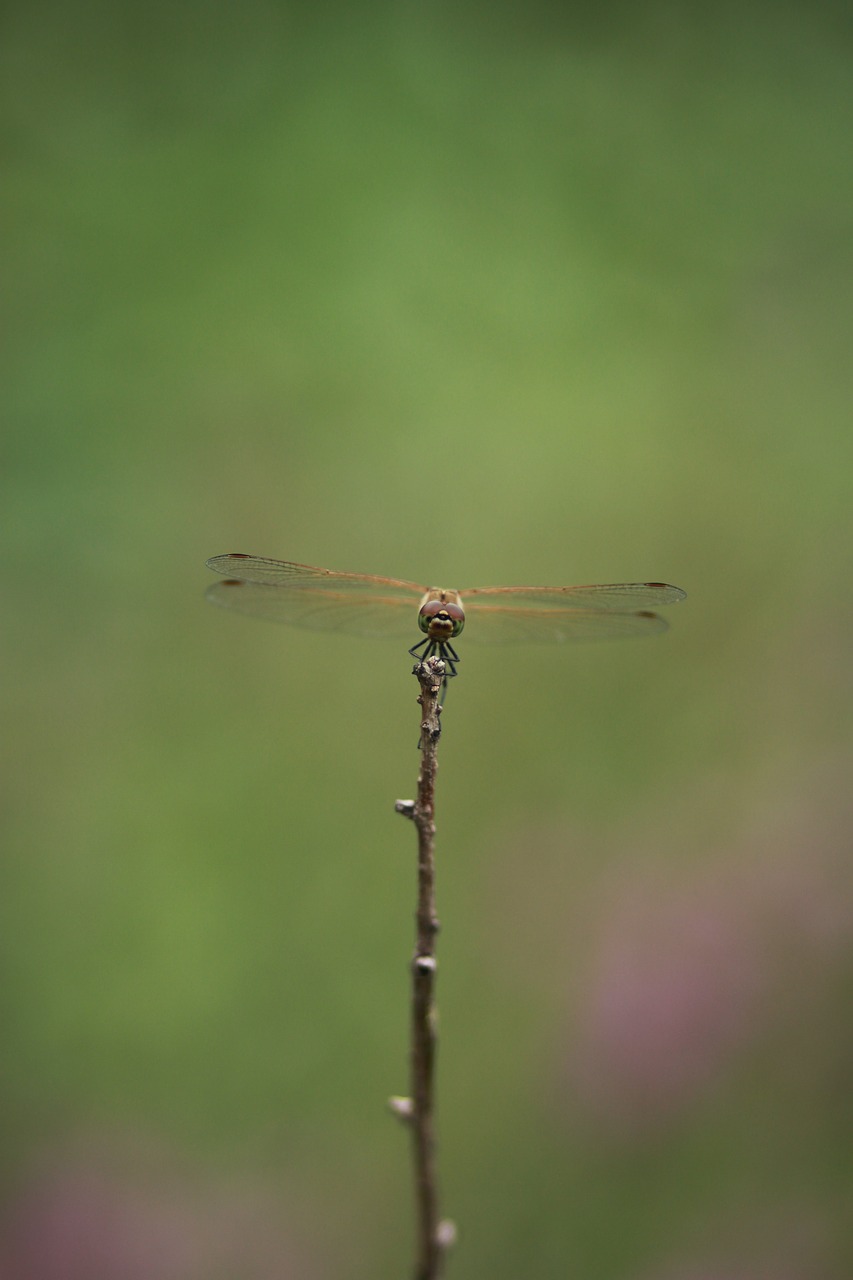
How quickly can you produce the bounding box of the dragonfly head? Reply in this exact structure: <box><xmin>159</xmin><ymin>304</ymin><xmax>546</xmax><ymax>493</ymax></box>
<box><xmin>418</xmin><ymin>592</ymin><xmax>465</xmax><ymax>641</ymax></box>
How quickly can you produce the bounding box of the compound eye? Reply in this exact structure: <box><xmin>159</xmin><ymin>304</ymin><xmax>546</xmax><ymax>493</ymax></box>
<box><xmin>418</xmin><ymin>599</ymin><xmax>465</xmax><ymax>637</ymax></box>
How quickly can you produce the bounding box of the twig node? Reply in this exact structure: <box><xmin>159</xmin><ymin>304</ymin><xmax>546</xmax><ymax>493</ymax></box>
<box><xmin>387</xmin><ymin>1095</ymin><xmax>414</xmax><ymax>1122</ymax></box>
<box><xmin>437</xmin><ymin>1219</ymin><xmax>457</xmax><ymax>1249</ymax></box>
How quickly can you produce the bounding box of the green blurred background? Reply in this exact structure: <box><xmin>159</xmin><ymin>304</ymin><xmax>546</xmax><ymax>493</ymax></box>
<box><xmin>4</xmin><ymin>1</ymin><xmax>853</xmax><ymax>1276</ymax></box>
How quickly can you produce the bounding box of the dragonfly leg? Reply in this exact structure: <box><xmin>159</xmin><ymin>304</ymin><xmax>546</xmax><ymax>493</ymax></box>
<box><xmin>442</xmin><ymin>641</ymin><xmax>460</xmax><ymax>677</ymax></box>
<box><xmin>435</xmin><ymin>642</ymin><xmax>461</xmax><ymax>705</ymax></box>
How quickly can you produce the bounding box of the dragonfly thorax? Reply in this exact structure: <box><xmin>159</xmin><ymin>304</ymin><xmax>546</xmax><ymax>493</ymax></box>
<box><xmin>417</xmin><ymin>590</ymin><xmax>465</xmax><ymax>640</ymax></box>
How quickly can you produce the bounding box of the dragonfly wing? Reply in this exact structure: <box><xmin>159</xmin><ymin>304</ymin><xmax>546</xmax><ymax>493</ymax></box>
<box><xmin>460</xmin><ymin>602</ymin><xmax>671</xmax><ymax>644</ymax></box>
<box><xmin>206</xmin><ymin>580</ymin><xmax>420</xmax><ymax>638</ymax></box>
<box><xmin>461</xmin><ymin>582</ymin><xmax>686</xmax><ymax>610</ymax></box>
<box><xmin>206</xmin><ymin>554</ymin><xmax>426</xmax><ymax>601</ymax></box>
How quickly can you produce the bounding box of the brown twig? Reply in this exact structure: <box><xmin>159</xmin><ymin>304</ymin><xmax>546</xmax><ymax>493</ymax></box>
<box><xmin>393</xmin><ymin>655</ymin><xmax>455</xmax><ymax>1280</ymax></box>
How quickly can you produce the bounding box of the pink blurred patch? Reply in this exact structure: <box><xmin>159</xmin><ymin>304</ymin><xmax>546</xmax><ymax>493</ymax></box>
<box><xmin>571</xmin><ymin>872</ymin><xmax>764</xmax><ymax>1125</ymax></box>
<box><xmin>566</xmin><ymin>780</ymin><xmax>853</xmax><ymax>1129</ymax></box>
<box><xmin>650</xmin><ymin>1271</ymin><xmax>799</xmax><ymax>1280</ymax></box>
<box><xmin>0</xmin><ymin>1137</ymin><xmax>322</xmax><ymax>1280</ymax></box>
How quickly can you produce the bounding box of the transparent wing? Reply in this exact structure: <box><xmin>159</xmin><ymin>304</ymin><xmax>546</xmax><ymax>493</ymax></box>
<box><xmin>461</xmin><ymin>582</ymin><xmax>686</xmax><ymax>610</ymax></box>
<box><xmin>459</xmin><ymin>582</ymin><xmax>685</xmax><ymax>644</ymax></box>
<box><xmin>206</xmin><ymin>554</ymin><xmax>427</xmax><ymax>601</ymax></box>
<box><xmin>458</xmin><ymin>604</ymin><xmax>672</xmax><ymax>644</ymax></box>
<box><xmin>205</xmin><ymin>580</ymin><xmax>421</xmax><ymax>638</ymax></box>
<box><xmin>205</xmin><ymin>557</ymin><xmax>685</xmax><ymax>643</ymax></box>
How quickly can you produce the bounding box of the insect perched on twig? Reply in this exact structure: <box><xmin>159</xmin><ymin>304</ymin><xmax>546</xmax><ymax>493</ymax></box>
<box><xmin>206</xmin><ymin>554</ymin><xmax>685</xmax><ymax>695</ymax></box>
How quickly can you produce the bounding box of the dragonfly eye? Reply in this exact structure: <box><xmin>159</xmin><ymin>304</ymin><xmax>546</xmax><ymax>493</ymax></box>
<box><xmin>418</xmin><ymin>600</ymin><xmax>465</xmax><ymax>639</ymax></box>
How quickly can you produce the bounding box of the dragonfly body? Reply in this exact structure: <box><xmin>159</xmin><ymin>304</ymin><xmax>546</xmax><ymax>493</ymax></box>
<box><xmin>205</xmin><ymin>555</ymin><xmax>685</xmax><ymax>683</ymax></box>
<box><xmin>409</xmin><ymin>590</ymin><xmax>466</xmax><ymax>680</ymax></box>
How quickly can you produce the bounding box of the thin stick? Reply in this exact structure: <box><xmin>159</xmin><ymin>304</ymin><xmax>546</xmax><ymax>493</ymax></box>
<box><xmin>393</xmin><ymin>656</ymin><xmax>455</xmax><ymax>1280</ymax></box>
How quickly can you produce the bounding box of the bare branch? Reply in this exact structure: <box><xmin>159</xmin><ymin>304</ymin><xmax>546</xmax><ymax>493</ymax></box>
<box><xmin>394</xmin><ymin>655</ymin><xmax>454</xmax><ymax>1279</ymax></box>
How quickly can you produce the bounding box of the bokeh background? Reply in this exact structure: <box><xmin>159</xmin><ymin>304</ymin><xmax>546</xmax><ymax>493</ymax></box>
<box><xmin>5</xmin><ymin>2</ymin><xmax>853</xmax><ymax>1276</ymax></box>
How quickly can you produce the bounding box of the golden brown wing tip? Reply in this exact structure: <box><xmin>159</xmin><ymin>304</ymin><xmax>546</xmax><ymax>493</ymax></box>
<box><xmin>206</xmin><ymin>553</ymin><xmax>249</xmax><ymax>572</ymax></box>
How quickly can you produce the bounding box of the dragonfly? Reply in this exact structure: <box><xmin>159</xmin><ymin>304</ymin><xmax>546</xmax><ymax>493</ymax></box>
<box><xmin>205</xmin><ymin>554</ymin><xmax>686</xmax><ymax>690</ymax></box>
